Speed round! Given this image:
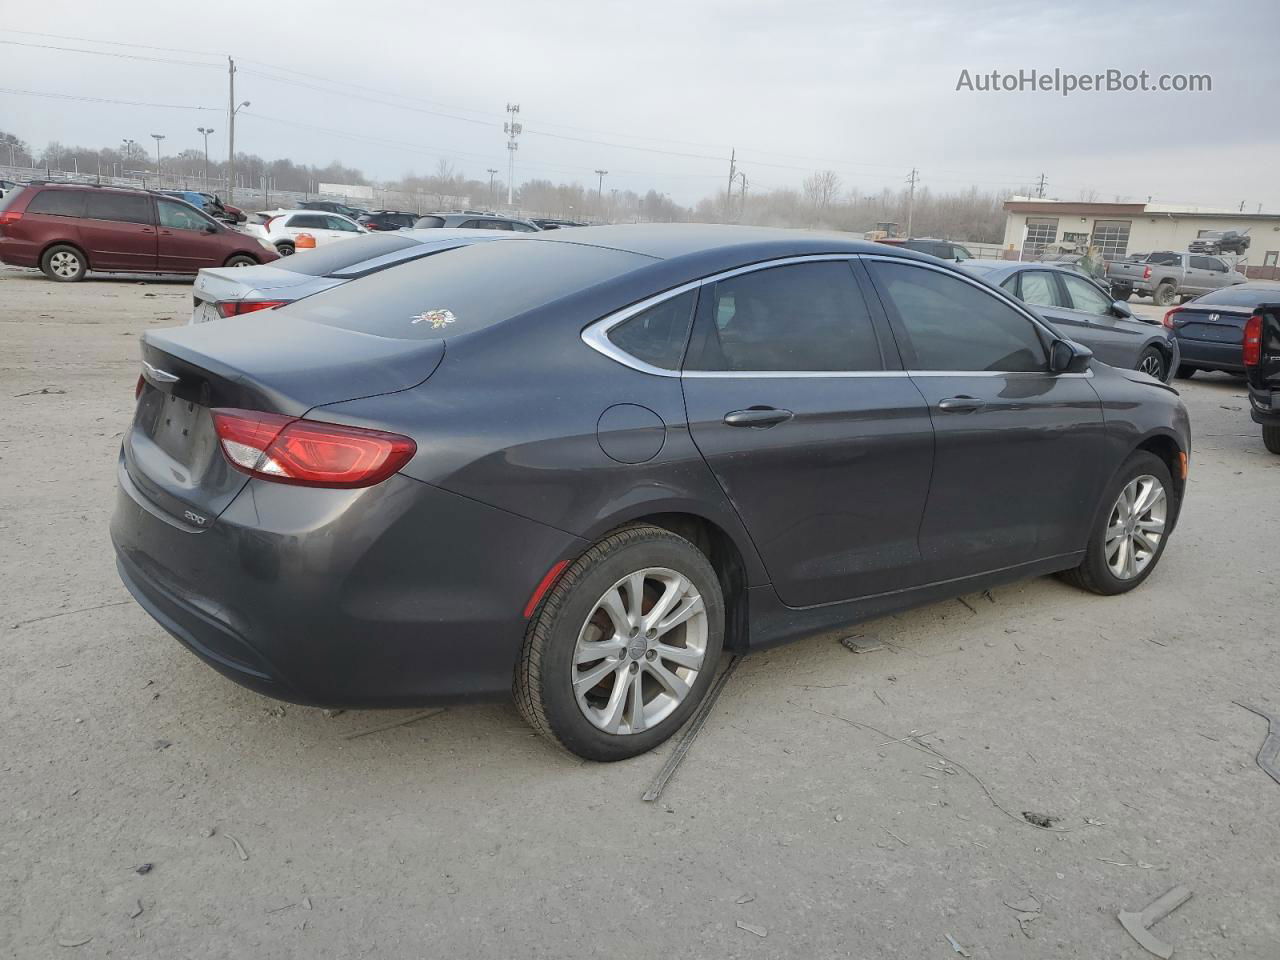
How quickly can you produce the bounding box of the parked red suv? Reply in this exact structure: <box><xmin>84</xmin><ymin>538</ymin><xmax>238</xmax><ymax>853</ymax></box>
<box><xmin>0</xmin><ymin>182</ymin><xmax>278</xmax><ymax>281</ymax></box>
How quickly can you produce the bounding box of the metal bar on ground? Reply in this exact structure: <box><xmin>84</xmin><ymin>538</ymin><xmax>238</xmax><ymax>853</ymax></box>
<box><xmin>642</xmin><ymin>656</ymin><xmax>740</xmax><ymax>803</ymax></box>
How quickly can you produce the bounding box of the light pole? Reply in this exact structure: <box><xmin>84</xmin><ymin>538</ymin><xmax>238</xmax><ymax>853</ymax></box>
<box><xmin>197</xmin><ymin>126</ymin><xmax>215</xmax><ymax>190</ymax></box>
<box><xmin>150</xmin><ymin>134</ymin><xmax>165</xmax><ymax>187</ymax></box>
<box><xmin>594</xmin><ymin>169</ymin><xmax>608</xmax><ymax>220</ymax></box>
<box><xmin>228</xmin><ymin>98</ymin><xmax>249</xmax><ymax>204</ymax></box>
<box><xmin>486</xmin><ymin>168</ymin><xmax>498</xmax><ymax>208</ymax></box>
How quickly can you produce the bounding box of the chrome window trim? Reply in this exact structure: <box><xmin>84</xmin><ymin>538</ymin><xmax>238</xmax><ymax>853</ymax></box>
<box><xmin>581</xmin><ymin>252</ymin><xmax>1084</xmax><ymax>379</ymax></box>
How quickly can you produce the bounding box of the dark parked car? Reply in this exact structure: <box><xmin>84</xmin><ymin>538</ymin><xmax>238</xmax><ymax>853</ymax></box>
<box><xmin>0</xmin><ymin>182</ymin><xmax>278</xmax><ymax>281</ymax></box>
<box><xmin>413</xmin><ymin>212</ymin><xmax>540</xmax><ymax>232</ymax></box>
<box><xmin>298</xmin><ymin>199</ymin><xmax>368</xmax><ymax>220</ymax></box>
<box><xmin>532</xmin><ymin>218</ymin><xmax>588</xmax><ymax>230</ymax></box>
<box><xmin>877</xmin><ymin>237</ymin><xmax>973</xmax><ymax>261</ymax></box>
<box><xmin>1164</xmin><ymin>282</ymin><xmax>1280</xmax><ymax>379</ymax></box>
<box><xmin>1244</xmin><ymin>302</ymin><xmax>1280</xmax><ymax>453</ymax></box>
<box><xmin>111</xmin><ymin>225</ymin><xmax>1190</xmax><ymax>761</ymax></box>
<box><xmin>963</xmin><ymin>260</ymin><xmax>1180</xmax><ymax>381</ymax></box>
<box><xmin>357</xmin><ymin>210</ymin><xmax>418</xmax><ymax>231</ymax></box>
<box><xmin>1189</xmin><ymin>231</ymin><xmax>1251</xmax><ymax>255</ymax></box>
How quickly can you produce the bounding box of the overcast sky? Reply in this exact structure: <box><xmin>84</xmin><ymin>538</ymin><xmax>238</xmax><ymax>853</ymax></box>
<box><xmin>2</xmin><ymin>0</ymin><xmax>1278</xmax><ymax>209</ymax></box>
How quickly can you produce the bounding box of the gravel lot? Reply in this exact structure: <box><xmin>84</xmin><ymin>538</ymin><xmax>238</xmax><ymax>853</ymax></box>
<box><xmin>2</xmin><ymin>266</ymin><xmax>1278</xmax><ymax>959</ymax></box>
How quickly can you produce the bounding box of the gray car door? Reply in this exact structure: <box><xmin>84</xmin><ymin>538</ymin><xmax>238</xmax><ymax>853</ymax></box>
<box><xmin>1190</xmin><ymin>255</ymin><xmax>1230</xmax><ymax>293</ymax></box>
<box><xmin>1035</xmin><ymin>271</ymin><xmax>1146</xmax><ymax>370</ymax></box>
<box><xmin>867</xmin><ymin>259</ymin><xmax>1107</xmax><ymax>582</ymax></box>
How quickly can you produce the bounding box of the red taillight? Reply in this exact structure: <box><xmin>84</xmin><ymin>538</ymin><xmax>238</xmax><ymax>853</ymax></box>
<box><xmin>0</xmin><ymin>210</ymin><xmax>22</xmax><ymax>225</ymax></box>
<box><xmin>1162</xmin><ymin>308</ymin><xmax>1181</xmax><ymax>329</ymax></box>
<box><xmin>363</xmin><ymin>222</ymin><xmax>379</xmax><ymax>230</ymax></box>
<box><xmin>264</xmin><ymin>216</ymin><xmax>280</xmax><ymax>230</ymax></box>
<box><xmin>215</xmin><ymin>299</ymin><xmax>288</xmax><ymax>318</ymax></box>
<box><xmin>211</xmin><ymin>408</ymin><xmax>416</xmax><ymax>488</ymax></box>
<box><xmin>135</xmin><ymin>374</ymin><xmax>145</xmax><ymax>399</ymax></box>
<box><xmin>1243</xmin><ymin>312</ymin><xmax>1263</xmax><ymax>367</ymax></box>
<box><xmin>1142</xmin><ymin>266</ymin><xmax>1152</xmax><ymax>280</ymax></box>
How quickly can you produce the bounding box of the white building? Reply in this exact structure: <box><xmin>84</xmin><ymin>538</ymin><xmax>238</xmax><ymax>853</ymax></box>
<box><xmin>1001</xmin><ymin>197</ymin><xmax>1280</xmax><ymax>277</ymax></box>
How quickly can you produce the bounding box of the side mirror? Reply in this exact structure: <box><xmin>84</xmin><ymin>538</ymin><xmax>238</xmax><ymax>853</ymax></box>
<box><xmin>1111</xmin><ymin>300</ymin><xmax>1133</xmax><ymax>318</ymax></box>
<box><xmin>1050</xmin><ymin>339</ymin><xmax>1092</xmax><ymax>374</ymax></box>
<box><xmin>204</xmin><ymin>224</ymin><xmax>218</xmax><ymax>234</ymax></box>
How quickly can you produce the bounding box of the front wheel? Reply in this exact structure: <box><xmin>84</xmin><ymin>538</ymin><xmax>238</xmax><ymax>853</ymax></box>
<box><xmin>515</xmin><ymin>525</ymin><xmax>725</xmax><ymax>761</ymax></box>
<box><xmin>1263</xmin><ymin>425</ymin><xmax>1280</xmax><ymax>455</ymax></box>
<box><xmin>1061</xmin><ymin>451</ymin><xmax>1176</xmax><ymax>596</ymax></box>
<box><xmin>275</xmin><ymin>242</ymin><xmax>295</xmax><ymax>257</ymax></box>
<box><xmin>1137</xmin><ymin>346</ymin><xmax>1167</xmax><ymax>381</ymax></box>
<box><xmin>224</xmin><ymin>254</ymin><xmax>257</xmax><ymax>268</ymax></box>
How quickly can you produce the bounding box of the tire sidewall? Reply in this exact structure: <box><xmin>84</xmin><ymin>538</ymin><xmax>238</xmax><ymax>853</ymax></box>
<box><xmin>1083</xmin><ymin>452</ymin><xmax>1176</xmax><ymax>595</ymax></box>
<box><xmin>536</xmin><ymin>534</ymin><xmax>725</xmax><ymax>761</ymax></box>
<box><xmin>42</xmin><ymin>245</ymin><xmax>86</xmax><ymax>282</ymax></box>
<box><xmin>1138</xmin><ymin>347</ymin><xmax>1166</xmax><ymax>382</ymax></box>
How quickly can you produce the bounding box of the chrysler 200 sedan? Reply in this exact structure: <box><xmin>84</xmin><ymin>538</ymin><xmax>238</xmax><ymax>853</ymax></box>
<box><xmin>111</xmin><ymin>225</ymin><xmax>1191</xmax><ymax>761</ymax></box>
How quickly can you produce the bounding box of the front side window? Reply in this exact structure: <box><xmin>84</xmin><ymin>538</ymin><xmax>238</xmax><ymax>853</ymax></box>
<box><xmin>606</xmin><ymin>290</ymin><xmax>697</xmax><ymax>370</ymax></box>
<box><xmin>324</xmin><ymin>215</ymin><xmax>358</xmax><ymax>232</ymax></box>
<box><xmin>1060</xmin><ymin>273</ymin><xmax>1113</xmax><ymax>316</ymax></box>
<box><xmin>157</xmin><ymin>199</ymin><xmax>212</xmax><ymax>231</ymax></box>
<box><xmin>871</xmin><ymin>261</ymin><xmax>1046</xmax><ymax>373</ymax></box>
<box><xmin>1190</xmin><ymin>255</ymin><xmax>1224</xmax><ymax>272</ymax></box>
<box><xmin>685</xmin><ymin>261</ymin><xmax>882</xmax><ymax>372</ymax></box>
<box><xmin>86</xmin><ymin>193</ymin><xmax>154</xmax><ymax>225</ymax></box>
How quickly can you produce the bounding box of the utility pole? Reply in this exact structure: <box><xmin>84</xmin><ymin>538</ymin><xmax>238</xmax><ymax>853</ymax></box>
<box><xmin>227</xmin><ymin>58</ymin><xmax>249</xmax><ymax>204</ymax></box>
<box><xmin>594</xmin><ymin>169</ymin><xmax>608</xmax><ymax>217</ymax></box>
<box><xmin>1035</xmin><ymin>172</ymin><xmax>1048</xmax><ymax>199</ymax></box>
<box><xmin>504</xmin><ymin>103</ymin><xmax>521</xmax><ymax>207</ymax></box>
<box><xmin>150</xmin><ymin>134</ymin><xmax>165</xmax><ymax>186</ymax></box>
<box><xmin>197</xmin><ymin>126</ymin><xmax>215</xmax><ymax>190</ymax></box>
<box><xmin>738</xmin><ymin>171</ymin><xmax>748</xmax><ymax>220</ymax></box>
<box><xmin>486</xmin><ymin>167</ymin><xmax>498</xmax><ymax>208</ymax></box>
<box><xmin>725</xmin><ymin>148</ymin><xmax>736</xmax><ymax>221</ymax></box>
<box><xmin>905</xmin><ymin>167</ymin><xmax>919</xmax><ymax>238</ymax></box>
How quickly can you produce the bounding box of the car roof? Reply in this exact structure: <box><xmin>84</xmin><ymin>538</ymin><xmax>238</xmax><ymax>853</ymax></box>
<box><xmin>29</xmin><ymin>181</ymin><xmax>150</xmax><ymax>197</ymax></box>
<box><xmin>519</xmin><ymin>223</ymin><xmax>906</xmax><ymax>261</ymax></box>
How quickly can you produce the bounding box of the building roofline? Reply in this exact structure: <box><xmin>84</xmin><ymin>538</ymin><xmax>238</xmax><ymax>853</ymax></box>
<box><xmin>1004</xmin><ymin>198</ymin><xmax>1279</xmax><ymax>221</ymax></box>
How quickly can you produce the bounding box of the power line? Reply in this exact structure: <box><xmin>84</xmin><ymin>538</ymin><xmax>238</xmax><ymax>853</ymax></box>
<box><xmin>0</xmin><ymin>28</ymin><xmax>223</xmax><ymax>58</ymax></box>
<box><xmin>0</xmin><ymin>87</ymin><xmax>217</xmax><ymax>110</ymax></box>
<box><xmin>0</xmin><ymin>38</ymin><xmax>219</xmax><ymax>68</ymax></box>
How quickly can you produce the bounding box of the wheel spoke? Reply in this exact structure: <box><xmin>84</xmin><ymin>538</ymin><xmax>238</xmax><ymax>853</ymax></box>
<box><xmin>647</xmin><ymin>660</ymin><xmax>690</xmax><ymax>701</ymax></box>
<box><xmin>622</xmin><ymin>572</ymin><xmax>646</xmax><ymax>625</ymax></box>
<box><xmin>1133</xmin><ymin>528</ymin><xmax>1160</xmax><ymax>553</ymax></box>
<box><xmin>654</xmin><ymin>641</ymin><xmax>703</xmax><ymax>670</ymax></box>
<box><xmin>1124</xmin><ymin>536</ymin><xmax>1137</xmax><ymax>578</ymax></box>
<box><xmin>596</xmin><ymin>666</ymin><xmax>630</xmax><ymax>733</ymax></box>
<box><xmin>575</xmin><ymin>637</ymin><xmax>625</xmax><ymax>664</ymax></box>
<box><xmin>627</xmin><ymin>670</ymin><xmax>646</xmax><ymax>733</ymax></box>
<box><xmin>1105</xmin><ymin>521</ymin><xmax>1125</xmax><ymax>545</ymax></box>
<box><xmin>1133</xmin><ymin>480</ymin><xmax>1160</xmax><ymax>516</ymax></box>
<box><xmin>573</xmin><ymin>659</ymin><xmax>617</xmax><ymax>695</ymax></box>
<box><xmin>597</xmin><ymin>587</ymin><xmax>632</xmax><ymax>635</ymax></box>
<box><xmin>1137</xmin><ymin>517</ymin><xmax>1165</xmax><ymax>534</ymax></box>
<box><xmin>642</xmin><ymin>574</ymin><xmax>687</xmax><ymax>631</ymax></box>
<box><xmin>654</xmin><ymin>594</ymin><xmax>705</xmax><ymax>638</ymax></box>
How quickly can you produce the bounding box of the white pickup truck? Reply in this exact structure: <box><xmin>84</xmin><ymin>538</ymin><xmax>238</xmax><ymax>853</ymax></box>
<box><xmin>1106</xmin><ymin>251</ymin><xmax>1247</xmax><ymax>306</ymax></box>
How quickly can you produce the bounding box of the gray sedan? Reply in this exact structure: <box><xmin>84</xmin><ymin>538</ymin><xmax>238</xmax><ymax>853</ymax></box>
<box><xmin>964</xmin><ymin>260</ymin><xmax>1180</xmax><ymax>382</ymax></box>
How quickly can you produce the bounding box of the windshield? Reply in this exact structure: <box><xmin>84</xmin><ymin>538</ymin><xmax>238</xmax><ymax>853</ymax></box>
<box><xmin>297</xmin><ymin>239</ymin><xmax>651</xmax><ymax>340</ymax></box>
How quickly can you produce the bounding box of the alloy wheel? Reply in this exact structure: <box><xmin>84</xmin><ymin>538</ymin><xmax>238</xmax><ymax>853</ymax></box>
<box><xmin>572</xmin><ymin>567</ymin><xmax>708</xmax><ymax>735</ymax></box>
<box><xmin>50</xmin><ymin>251</ymin><xmax>80</xmax><ymax>278</ymax></box>
<box><xmin>1104</xmin><ymin>475</ymin><xmax>1167</xmax><ymax>580</ymax></box>
<box><xmin>1138</xmin><ymin>352</ymin><xmax>1165</xmax><ymax>379</ymax></box>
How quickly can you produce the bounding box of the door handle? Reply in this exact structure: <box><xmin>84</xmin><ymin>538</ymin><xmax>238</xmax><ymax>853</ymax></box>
<box><xmin>723</xmin><ymin>407</ymin><xmax>794</xmax><ymax>428</ymax></box>
<box><xmin>938</xmin><ymin>396</ymin><xmax>985</xmax><ymax>413</ymax></box>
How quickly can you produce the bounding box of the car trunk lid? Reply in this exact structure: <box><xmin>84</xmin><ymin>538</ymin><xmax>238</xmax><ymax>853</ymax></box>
<box><xmin>124</xmin><ymin>314</ymin><xmax>444</xmax><ymax>525</ymax></box>
<box><xmin>1168</xmin><ymin>305</ymin><xmax>1250</xmax><ymax>343</ymax></box>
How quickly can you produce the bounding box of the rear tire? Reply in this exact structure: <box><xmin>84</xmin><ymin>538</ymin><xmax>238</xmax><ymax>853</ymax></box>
<box><xmin>1061</xmin><ymin>451</ymin><xmax>1176</xmax><ymax>596</ymax></box>
<box><xmin>1175</xmin><ymin>365</ymin><xmax>1198</xmax><ymax>379</ymax></box>
<box><xmin>1136</xmin><ymin>346</ymin><xmax>1167</xmax><ymax>381</ymax></box>
<box><xmin>1263</xmin><ymin>425</ymin><xmax>1280</xmax><ymax>455</ymax></box>
<box><xmin>224</xmin><ymin>254</ymin><xmax>257</xmax><ymax>268</ymax></box>
<box><xmin>1152</xmin><ymin>282</ymin><xmax>1176</xmax><ymax>307</ymax></box>
<box><xmin>1111</xmin><ymin>287</ymin><xmax>1133</xmax><ymax>302</ymax></box>
<box><xmin>275</xmin><ymin>243</ymin><xmax>295</xmax><ymax>257</ymax></box>
<box><xmin>41</xmin><ymin>244</ymin><xmax>87</xmax><ymax>282</ymax></box>
<box><xmin>515</xmin><ymin>525</ymin><xmax>725</xmax><ymax>762</ymax></box>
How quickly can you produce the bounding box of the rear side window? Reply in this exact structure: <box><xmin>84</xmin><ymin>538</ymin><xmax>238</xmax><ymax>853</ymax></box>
<box><xmin>300</xmin><ymin>239</ymin><xmax>650</xmax><ymax>340</ymax></box>
<box><xmin>1148</xmin><ymin>252</ymin><xmax>1180</xmax><ymax>266</ymax></box>
<box><xmin>289</xmin><ymin>214</ymin><xmax>328</xmax><ymax>229</ymax></box>
<box><xmin>1017</xmin><ymin>270</ymin><xmax>1065</xmax><ymax>308</ymax></box>
<box><xmin>277</xmin><ymin>232</ymin><xmax>418</xmax><ymax>276</ymax></box>
<box><xmin>871</xmin><ymin>261</ymin><xmax>1046</xmax><ymax>372</ymax></box>
<box><xmin>606</xmin><ymin>291</ymin><xmax>697</xmax><ymax>370</ymax></box>
<box><xmin>685</xmin><ymin>261</ymin><xmax>883</xmax><ymax>372</ymax></box>
<box><xmin>85</xmin><ymin>192</ymin><xmax>153</xmax><ymax>224</ymax></box>
<box><xmin>26</xmin><ymin>190</ymin><xmax>86</xmax><ymax>218</ymax></box>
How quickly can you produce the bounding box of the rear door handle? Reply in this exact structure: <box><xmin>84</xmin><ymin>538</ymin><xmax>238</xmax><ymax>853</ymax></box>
<box><xmin>723</xmin><ymin>407</ymin><xmax>794</xmax><ymax>428</ymax></box>
<box><xmin>938</xmin><ymin>396</ymin><xmax>985</xmax><ymax>413</ymax></box>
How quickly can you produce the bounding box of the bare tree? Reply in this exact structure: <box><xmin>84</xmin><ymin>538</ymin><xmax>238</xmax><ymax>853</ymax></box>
<box><xmin>802</xmin><ymin>170</ymin><xmax>841</xmax><ymax>209</ymax></box>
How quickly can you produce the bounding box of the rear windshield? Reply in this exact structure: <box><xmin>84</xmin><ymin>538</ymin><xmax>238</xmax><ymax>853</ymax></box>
<box><xmin>0</xmin><ymin>184</ymin><xmax>25</xmax><ymax>211</ymax></box>
<box><xmin>299</xmin><ymin>239</ymin><xmax>651</xmax><ymax>339</ymax></box>
<box><xmin>276</xmin><ymin>232</ymin><xmax>419</xmax><ymax>276</ymax></box>
<box><xmin>1193</xmin><ymin>286</ymin><xmax>1280</xmax><ymax>308</ymax></box>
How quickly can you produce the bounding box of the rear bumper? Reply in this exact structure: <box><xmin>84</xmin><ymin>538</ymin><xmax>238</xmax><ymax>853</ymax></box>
<box><xmin>111</xmin><ymin>455</ymin><xmax>587</xmax><ymax>706</ymax></box>
<box><xmin>1250</xmin><ymin>383</ymin><xmax>1280</xmax><ymax>425</ymax></box>
<box><xmin>1175</xmin><ymin>338</ymin><xmax>1243</xmax><ymax>371</ymax></box>
<box><xmin>0</xmin><ymin>236</ymin><xmax>40</xmax><ymax>268</ymax></box>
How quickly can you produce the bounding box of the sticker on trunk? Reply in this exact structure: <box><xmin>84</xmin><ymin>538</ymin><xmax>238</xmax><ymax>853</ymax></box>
<box><xmin>411</xmin><ymin>308</ymin><xmax>456</xmax><ymax>329</ymax></box>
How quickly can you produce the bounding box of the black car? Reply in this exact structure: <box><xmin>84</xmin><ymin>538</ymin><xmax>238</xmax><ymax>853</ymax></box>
<box><xmin>1189</xmin><ymin>231</ymin><xmax>1251</xmax><ymax>255</ymax></box>
<box><xmin>1164</xmin><ymin>282</ymin><xmax>1280</xmax><ymax>378</ymax></box>
<box><xmin>357</xmin><ymin>210</ymin><xmax>418</xmax><ymax>231</ymax></box>
<box><xmin>1245</xmin><ymin>303</ymin><xmax>1280</xmax><ymax>453</ymax></box>
<box><xmin>298</xmin><ymin>199</ymin><xmax>367</xmax><ymax>220</ymax></box>
<box><xmin>413</xmin><ymin>212</ymin><xmax>540</xmax><ymax>232</ymax></box>
<box><xmin>963</xmin><ymin>260</ymin><xmax>1180</xmax><ymax>381</ymax></box>
<box><xmin>111</xmin><ymin>225</ymin><xmax>1190</xmax><ymax>761</ymax></box>
<box><xmin>532</xmin><ymin>218</ymin><xmax>588</xmax><ymax>230</ymax></box>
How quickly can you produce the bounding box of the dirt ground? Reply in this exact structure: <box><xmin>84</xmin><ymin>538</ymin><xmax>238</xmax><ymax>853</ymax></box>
<box><xmin>1</xmin><ymin>265</ymin><xmax>1277</xmax><ymax>960</ymax></box>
